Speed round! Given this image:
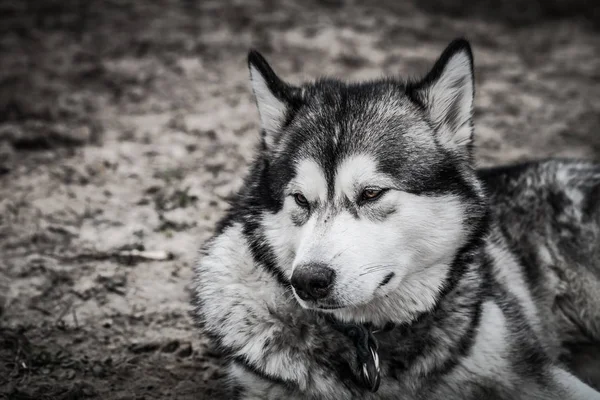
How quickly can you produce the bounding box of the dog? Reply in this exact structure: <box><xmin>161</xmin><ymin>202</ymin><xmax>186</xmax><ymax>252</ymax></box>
<box><xmin>192</xmin><ymin>38</ymin><xmax>600</xmax><ymax>399</ymax></box>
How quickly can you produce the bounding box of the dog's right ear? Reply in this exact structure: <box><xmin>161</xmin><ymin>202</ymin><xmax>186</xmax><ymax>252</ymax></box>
<box><xmin>406</xmin><ymin>39</ymin><xmax>475</xmax><ymax>155</ymax></box>
<box><xmin>248</xmin><ymin>50</ymin><xmax>301</xmax><ymax>151</ymax></box>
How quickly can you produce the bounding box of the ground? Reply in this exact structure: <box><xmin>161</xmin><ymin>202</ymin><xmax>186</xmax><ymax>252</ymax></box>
<box><xmin>0</xmin><ymin>0</ymin><xmax>599</xmax><ymax>399</ymax></box>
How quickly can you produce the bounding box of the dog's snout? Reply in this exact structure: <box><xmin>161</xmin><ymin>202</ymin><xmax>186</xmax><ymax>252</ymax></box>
<box><xmin>291</xmin><ymin>263</ymin><xmax>335</xmax><ymax>301</ymax></box>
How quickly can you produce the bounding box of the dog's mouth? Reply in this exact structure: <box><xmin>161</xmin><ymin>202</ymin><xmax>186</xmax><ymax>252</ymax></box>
<box><xmin>315</xmin><ymin>304</ymin><xmax>343</xmax><ymax>310</ymax></box>
<box><xmin>297</xmin><ymin>274</ymin><xmax>396</xmax><ymax>311</ymax></box>
<box><xmin>297</xmin><ymin>299</ymin><xmax>345</xmax><ymax>311</ymax></box>
<box><xmin>378</xmin><ymin>272</ymin><xmax>395</xmax><ymax>288</ymax></box>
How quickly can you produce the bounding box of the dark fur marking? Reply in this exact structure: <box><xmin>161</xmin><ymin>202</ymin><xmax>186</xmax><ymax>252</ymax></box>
<box><xmin>243</xmin><ymin>218</ymin><xmax>291</xmax><ymax>288</ymax></box>
<box><xmin>378</xmin><ymin>272</ymin><xmax>395</xmax><ymax>287</ymax></box>
<box><xmin>290</xmin><ymin>210</ymin><xmax>308</xmax><ymax>227</ymax></box>
<box><xmin>582</xmin><ymin>182</ymin><xmax>600</xmax><ymax>221</ymax></box>
<box><xmin>341</xmin><ymin>196</ymin><xmax>359</xmax><ymax>219</ymax></box>
<box><xmin>365</xmin><ymin>204</ymin><xmax>396</xmax><ymax>222</ymax></box>
<box><xmin>229</xmin><ymin>384</ymin><xmax>245</xmax><ymax>400</ymax></box>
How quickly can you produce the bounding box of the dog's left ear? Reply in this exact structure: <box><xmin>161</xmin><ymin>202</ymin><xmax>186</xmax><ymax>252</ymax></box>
<box><xmin>407</xmin><ymin>39</ymin><xmax>475</xmax><ymax>153</ymax></box>
<box><xmin>248</xmin><ymin>50</ymin><xmax>301</xmax><ymax>151</ymax></box>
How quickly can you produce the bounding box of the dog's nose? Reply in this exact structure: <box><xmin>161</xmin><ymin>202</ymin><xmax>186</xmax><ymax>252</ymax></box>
<box><xmin>291</xmin><ymin>263</ymin><xmax>335</xmax><ymax>301</ymax></box>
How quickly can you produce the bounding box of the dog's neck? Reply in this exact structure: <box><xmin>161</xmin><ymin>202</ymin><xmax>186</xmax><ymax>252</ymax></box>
<box><xmin>319</xmin><ymin>243</ymin><xmax>487</xmax><ymax>393</ymax></box>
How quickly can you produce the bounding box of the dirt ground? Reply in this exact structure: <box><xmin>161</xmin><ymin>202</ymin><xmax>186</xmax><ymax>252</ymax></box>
<box><xmin>0</xmin><ymin>0</ymin><xmax>598</xmax><ymax>399</ymax></box>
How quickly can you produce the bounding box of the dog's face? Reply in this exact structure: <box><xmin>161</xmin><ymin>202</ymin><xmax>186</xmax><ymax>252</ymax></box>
<box><xmin>248</xmin><ymin>40</ymin><xmax>485</xmax><ymax>315</ymax></box>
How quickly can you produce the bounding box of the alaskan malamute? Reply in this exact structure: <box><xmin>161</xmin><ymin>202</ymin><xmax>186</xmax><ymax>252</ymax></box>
<box><xmin>193</xmin><ymin>39</ymin><xmax>600</xmax><ymax>399</ymax></box>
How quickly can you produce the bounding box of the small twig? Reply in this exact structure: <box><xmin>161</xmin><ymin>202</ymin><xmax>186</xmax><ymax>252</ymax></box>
<box><xmin>72</xmin><ymin>306</ymin><xmax>79</xmax><ymax>329</ymax></box>
<box><xmin>30</xmin><ymin>305</ymin><xmax>52</xmax><ymax>316</ymax></box>
<box><xmin>116</xmin><ymin>249</ymin><xmax>173</xmax><ymax>261</ymax></box>
<box><xmin>55</xmin><ymin>299</ymin><xmax>74</xmax><ymax>325</ymax></box>
<box><xmin>44</xmin><ymin>249</ymin><xmax>176</xmax><ymax>264</ymax></box>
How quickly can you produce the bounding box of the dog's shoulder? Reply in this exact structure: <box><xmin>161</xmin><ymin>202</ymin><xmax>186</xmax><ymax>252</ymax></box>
<box><xmin>193</xmin><ymin>222</ymin><xmax>357</xmax><ymax>397</ymax></box>
<box><xmin>193</xmin><ymin>222</ymin><xmax>285</xmax><ymax>348</ymax></box>
<box><xmin>480</xmin><ymin>159</ymin><xmax>600</xmax><ymax>355</ymax></box>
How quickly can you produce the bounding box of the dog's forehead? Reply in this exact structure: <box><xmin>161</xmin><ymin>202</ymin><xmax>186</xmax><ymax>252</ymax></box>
<box><xmin>290</xmin><ymin>82</ymin><xmax>436</xmax><ymax>159</ymax></box>
<box><xmin>289</xmin><ymin>158</ymin><xmax>329</xmax><ymax>199</ymax></box>
<box><xmin>290</xmin><ymin>154</ymin><xmax>389</xmax><ymax>200</ymax></box>
<box><xmin>276</xmin><ymin>81</ymin><xmax>443</xmax><ymax>195</ymax></box>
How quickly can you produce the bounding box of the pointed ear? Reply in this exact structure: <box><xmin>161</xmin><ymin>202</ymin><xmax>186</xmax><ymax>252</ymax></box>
<box><xmin>248</xmin><ymin>50</ymin><xmax>300</xmax><ymax>150</ymax></box>
<box><xmin>407</xmin><ymin>39</ymin><xmax>475</xmax><ymax>152</ymax></box>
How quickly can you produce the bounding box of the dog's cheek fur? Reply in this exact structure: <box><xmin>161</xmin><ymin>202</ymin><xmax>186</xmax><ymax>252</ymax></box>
<box><xmin>387</xmin><ymin>191</ymin><xmax>467</xmax><ymax>267</ymax></box>
<box><xmin>337</xmin><ymin>192</ymin><xmax>465</xmax><ymax>303</ymax></box>
<box><xmin>261</xmin><ymin>200</ymin><xmax>304</xmax><ymax>279</ymax></box>
<box><xmin>281</xmin><ymin>191</ymin><xmax>466</xmax><ymax>308</ymax></box>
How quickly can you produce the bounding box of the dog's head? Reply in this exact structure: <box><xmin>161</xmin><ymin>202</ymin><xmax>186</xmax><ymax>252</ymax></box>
<box><xmin>246</xmin><ymin>39</ymin><xmax>487</xmax><ymax>322</ymax></box>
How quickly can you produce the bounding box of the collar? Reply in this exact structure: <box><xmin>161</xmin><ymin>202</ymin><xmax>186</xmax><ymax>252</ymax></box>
<box><xmin>328</xmin><ymin>319</ymin><xmax>396</xmax><ymax>393</ymax></box>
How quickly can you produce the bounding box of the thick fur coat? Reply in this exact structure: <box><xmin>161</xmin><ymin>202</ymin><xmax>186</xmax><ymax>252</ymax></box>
<box><xmin>192</xmin><ymin>39</ymin><xmax>600</xmax><ymax>399</ymax></box>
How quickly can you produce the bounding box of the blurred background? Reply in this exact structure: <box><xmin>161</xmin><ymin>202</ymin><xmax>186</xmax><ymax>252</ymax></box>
<box><xmin>0</xmin><ymin>0</ymin><xmax>598</xmax><ymax>398</ymax></box>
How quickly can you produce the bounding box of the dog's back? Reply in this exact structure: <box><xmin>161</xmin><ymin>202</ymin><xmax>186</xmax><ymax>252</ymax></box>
<box><xmin>481</xmin><ymin>160</ymin><xmax>600</xmax><ymax>387</ymax></box>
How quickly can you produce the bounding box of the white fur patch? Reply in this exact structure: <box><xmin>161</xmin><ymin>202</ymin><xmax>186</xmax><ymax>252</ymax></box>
<box><xmin>334</xmin><ymin>154</ymin><xmax>396</xmax><ymax>198</ymax></box>
<box><xmin>537</xmin><ymin>244</ymin><xmax>554</xmax><ymax>266</ymax></box>
<box><xmin>486</xmin><ymin>235</ymin><xmax>541</xmax><ymax>332</ymax></box>
<box><xmin>460</xmin><ymin>301</ymin><xmax>511</xmax><ymax>382</ymax></box>
<box><xmin>288</xmin><ymin>158</ymin><xmax>328</xmax><ymax>203</ymax></box>
<box><xmin>250</xmin><ymin>65</ymin><xmax>287</xmax><ymax>148</ymax></box>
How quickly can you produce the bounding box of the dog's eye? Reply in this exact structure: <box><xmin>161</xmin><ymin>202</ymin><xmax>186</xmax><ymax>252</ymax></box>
<box><xmin>360</xmin><ymin>188</ymin><xmax>384</xmax><ymax>202</ymax></box>
<box><xmin>294</xmin><ymin>193</ymin><xmax>309</xmax><ymax>208</ymax></box>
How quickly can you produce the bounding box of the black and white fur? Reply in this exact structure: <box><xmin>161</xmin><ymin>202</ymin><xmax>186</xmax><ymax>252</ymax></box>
<box><xmin>193</xmin><ymin>39</ymin><xmax>600</xmax><ymax>399</ymax></box>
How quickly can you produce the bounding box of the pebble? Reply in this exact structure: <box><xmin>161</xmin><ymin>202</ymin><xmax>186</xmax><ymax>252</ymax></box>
<box><xmin>161</xmin><ymin>340</ymin><xmax>180</xmax><ymax>353</ymax></box>
<box><xmin>92</xmin><ymin>364</ymin><xmax>105</xmax><ymax>377</ymax></box>
<box><xmin>176</xmin><ymin>342</ymin><xmax>193</xmax><ymax>358</ymax></box>
<box><xmin>128</xmin><ymin>342</ymin><xmax>160</xmax><ymax>354</ymax></box>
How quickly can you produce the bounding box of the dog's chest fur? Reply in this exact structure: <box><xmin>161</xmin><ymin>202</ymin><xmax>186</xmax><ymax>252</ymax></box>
<box><xmin>197</xmin><ymin>233</ymin><xmax>524</xmax><ymax>400</ymax></box>
<box><xmin>194</xmin><ymin>160</ymin><xmax>600</xmax><ymax>400</ymax></box>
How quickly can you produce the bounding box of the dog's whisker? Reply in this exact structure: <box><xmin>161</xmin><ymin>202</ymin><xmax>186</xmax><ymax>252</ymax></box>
<box><xmin>358</xmin><ymin>264</ymin><xmax>396</xmax><ymax>276</ymax></box>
